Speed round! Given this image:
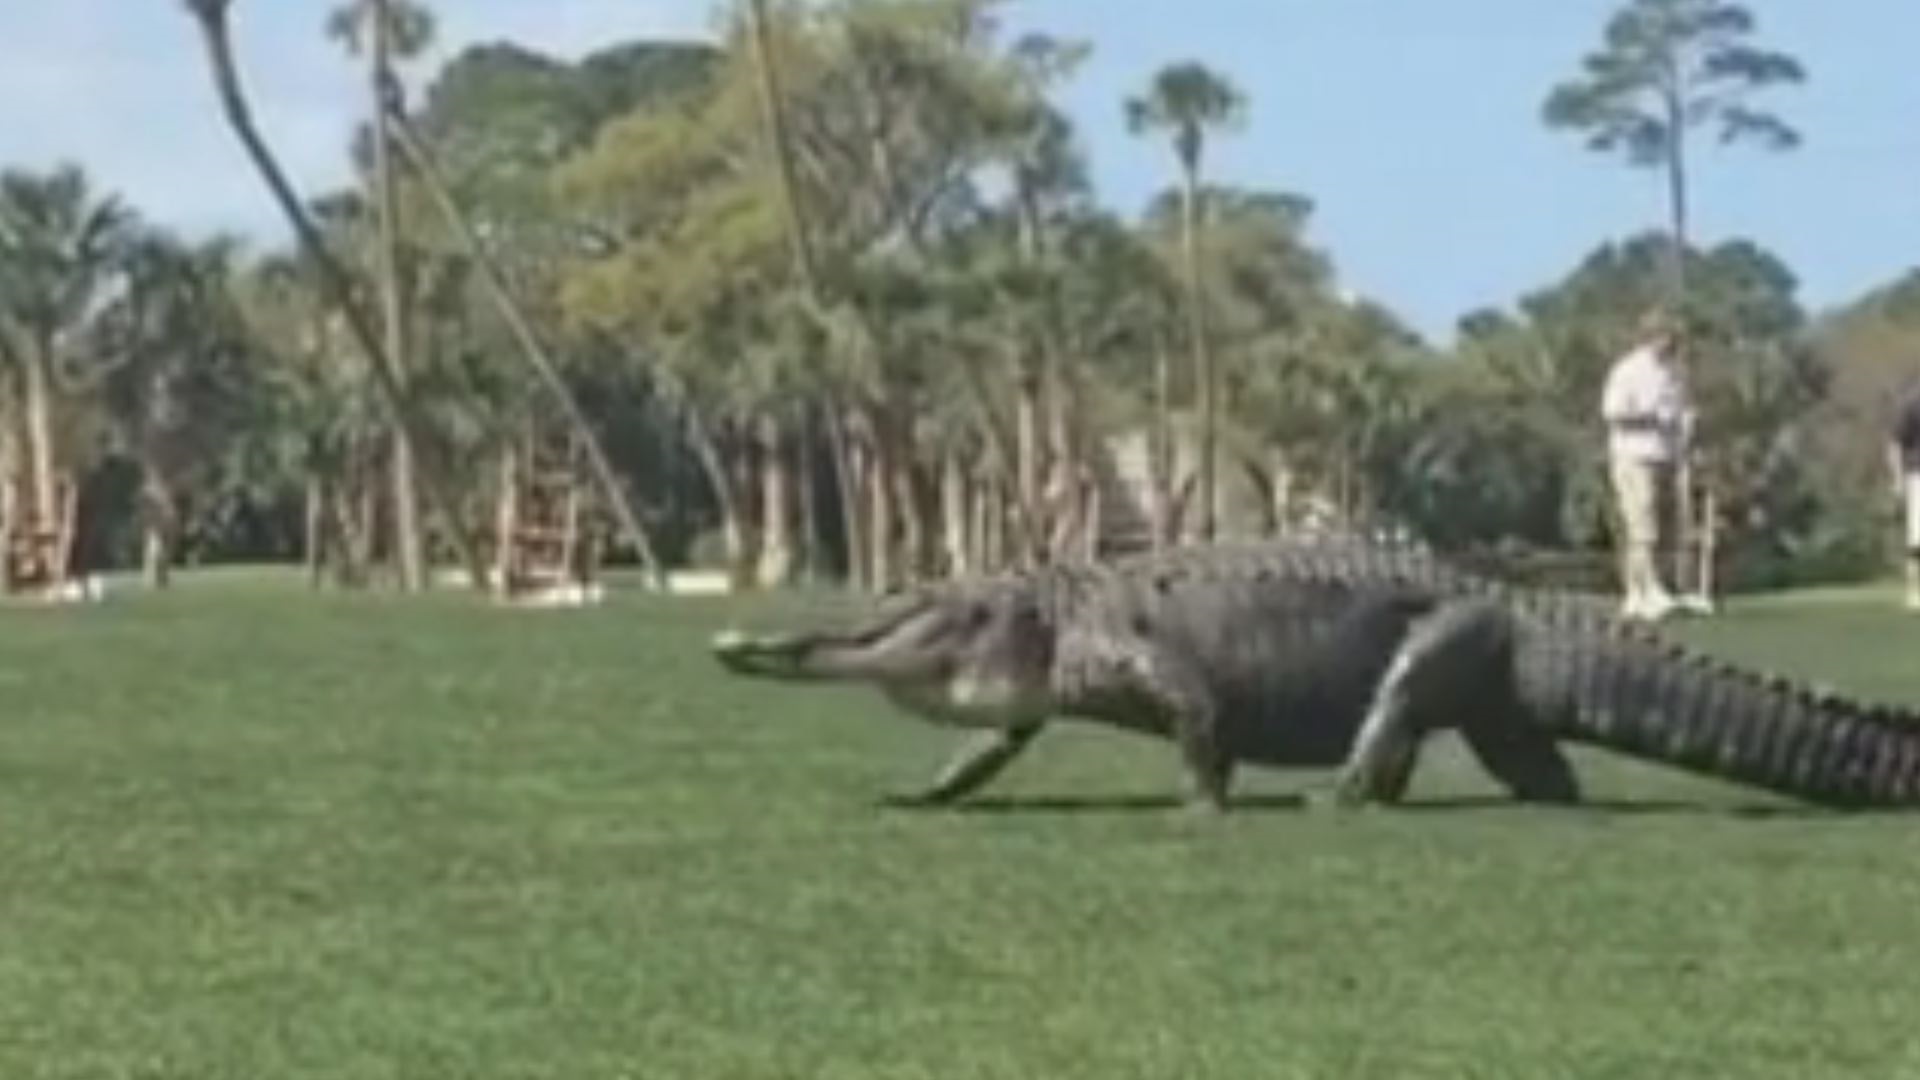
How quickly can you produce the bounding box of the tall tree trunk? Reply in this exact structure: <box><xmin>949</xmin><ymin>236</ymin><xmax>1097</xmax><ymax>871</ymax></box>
<box><xmin>304</xmin><ymin>471</ymin><xmax>327</xmax><ymax>589</ymax></box>
<box><xmin>867</xmin><ymin>417</ymin><xmax>895</xmax><ymax>592</ymax></box>
<box><xmin>983</xmin><ymin>470</ymin><xmax>1007</xmax><ymax>572</ymax></box>
<box><xmin>492</xmin><ymin>440</ymin><xmax>519</xmax><ymax>596</ymax></box>
<box><xmin>1268</xmin><ymin>447</ymin><xmax>1295</xmax><ymax>538</ymax></box>
<box><xmin>941</xmin><ymin>449</ymin><xmax>970</xmax><ymax>579</ymax></box>
<box><xmin>684</xmin><ymin>406</ymin><xmax>754</xmax><ymax>589</ymax></box>
<box><xmin>1242</xmin><ymin>458</ymin><xmax>1278</xmax><ymax>539</ymax></box>
<box><xmin>1081</xmin><ymin>470</ymin><xmax>1102</xmax><ymax>564</ymax></box>
<box><xmin>1149</xmin><ymin>333</ymin><xmax>1176</xmax><ymax>551</ymax></box>
<box><xmin>1179</xmin><ymin>164</ymin><xmax>1216</xmax><ymax>543</ymax></box>
<box><xmin>139</xmin><ymin>455</ymin><xmax>176</xmax><ymax>589</ymax></box>
<box><xmin>180</xmin><ymin>0</ymin><xmax>488</xmax><ymax>591</ymax></box>
<box><xmin>954</xmin><ymin>351</ymin><xmax>1043</xmax><ymax>561</ymax></box>
<box><xmin>0</xmin><ymin>399</ymin><xmax>19</xmax><ymax>590</ymax></box>
<box><xmin>1044</xmin><ymin>362</ymin><xmax>1081</xmax><ymax>564</ymax></box>
<box><xmin>1662</xmin><ymin>86</ymin><xmax>1696</xmax><ymax>593</ymax></box>
<box><xmin>895</xmin><ymin>459</ymin><xmax>930</xmax><ymax>584</ymax></box>
<box><xmin>826</xmin><ymin>406</ymin><xmax>868</xmax><ymax>590</ymax></box>
<box><xmin>368</xmin><ymin>0</ymin><xmax>424</xmax><ymax>592</ymax></box>
<box><xmin>336</xmin><ymin>460</ymin><xmax>376</xmax><ymax>588</ymax></box>
<box><xmin>755</xmin><ymin>412</ymin><xmax>796</xmax><ymax>588</ymax></box>
<box><xmin>744</xmin><ymin>0</ymin><xmax>821</xmax><ymax>298</ymax></box>
<box><xmin>22</xmin><ymin>339</ymin><xmax>60</xmax><ymax>548</ymax></box>
<box><xmin>797</xmin><ymin>404</ymin><xmax>822</xmax><ymax>585</ymax></box>
<box><xmin>1661</xmin><ymin>88</ymin><xmax>1690</xmax><ymax>303</ymax></box>
<box><xmin>1014</xmin><ymin>364</ymin><xmax>1045</xmax><ymax>567</ymax></box>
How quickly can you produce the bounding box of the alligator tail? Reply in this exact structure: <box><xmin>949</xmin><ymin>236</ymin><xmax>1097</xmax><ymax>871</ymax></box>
<box><xmin>1520</xmin><ymin>622</ymin><xmax>1920</xmax><ymax>808</ymax></box>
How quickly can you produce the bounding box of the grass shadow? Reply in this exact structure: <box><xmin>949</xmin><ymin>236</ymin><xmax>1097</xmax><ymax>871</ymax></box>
<box><xmin>1391</xmin><ymin>794</ymin><xmax>1831</xmax><ymax>819</ymax></box>
<box><xmin>943</xmin><ymin>792</ymin><xmax>1309</xmax><ymax>815</ymax></box>
<box><xmin>912</xmin><ymin>791</ymin><xmax>1837</xmax><ymax>820</ymax></box>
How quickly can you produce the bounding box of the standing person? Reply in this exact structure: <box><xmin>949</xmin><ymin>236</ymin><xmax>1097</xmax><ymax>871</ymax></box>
<box><xmin>1890</xmin><ymin>378</ymin><xmax>1920</xmax><ymax>611</ymax></box>
<box><xmin>1600</xmin><ymin>310</ymin><xmax>1705</xmax><ymax>622</ymax></box>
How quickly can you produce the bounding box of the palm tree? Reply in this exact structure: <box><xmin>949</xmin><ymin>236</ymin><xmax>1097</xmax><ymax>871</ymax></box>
<box><xmin>1126</xmin><ymin>61</ymin><xmax>1245</xmax><ymax>543</ymax></box>
<box><xmin>0</xmin><ymin>164</ymin><xmax>132</xmax><ymax>581</ymax></box>
<box><xmin>94</xmin><ymin>230</ymin><xmax>253</xmax><ymax>587</ymax></box>
<box><xmin>177</xmin><ymin>0</ymin><xmax>489</xmax><ymax>589</ymax></box>
<box><xmin>329</xmin><ymin>0</ymin><xmax>438</xmax><ymax>590</ymax></box>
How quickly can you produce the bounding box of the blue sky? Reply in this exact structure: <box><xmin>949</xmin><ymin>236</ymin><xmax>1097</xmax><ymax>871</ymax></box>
<box><xmin>0</xmin><ymin>1</ymin><xmax>1912</xmax><ymax>340</ymax></box>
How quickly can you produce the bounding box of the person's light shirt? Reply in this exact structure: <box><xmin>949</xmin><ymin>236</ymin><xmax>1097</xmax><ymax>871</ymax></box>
<box><xmin>1601</xmin><ymin>345</ymin><xmax>1691</xmax><ymax>464</ymax></box>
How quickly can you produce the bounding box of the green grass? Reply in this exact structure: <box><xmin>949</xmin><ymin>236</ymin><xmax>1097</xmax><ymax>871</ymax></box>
<box><xmin>5</xmin><ymin>574</ymin><xmax>1920</xmax><ymax>1079</ymax></box>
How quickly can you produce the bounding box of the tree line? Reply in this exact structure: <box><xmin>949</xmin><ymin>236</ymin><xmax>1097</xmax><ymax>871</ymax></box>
<box><xmin>0</xmin><ymin>0</ymin><xmax>1914</xmax><ymax>595</ymax></box>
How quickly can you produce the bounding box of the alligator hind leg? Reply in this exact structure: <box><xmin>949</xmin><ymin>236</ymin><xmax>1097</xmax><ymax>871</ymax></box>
<box><xmin>1458</xmin><ymin>710</ymin><xmax>1581</xmax><ymax>804</ymax></box>
<box><xmin>1332</xmin><ymin>599</ymin><xmax>1519</xmax><ymax>807</ymax></box>
<box><xmin>1143</xmin><ymin>655</ymin><xmax>1231</xmax><ymax>813</ymax></box>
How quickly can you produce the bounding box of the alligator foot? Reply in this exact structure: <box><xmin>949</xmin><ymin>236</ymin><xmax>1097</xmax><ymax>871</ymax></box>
<box><xmin>876</xmin><ymin>789</ymin><xmax>952</xmax><ymax>811</ymax></box>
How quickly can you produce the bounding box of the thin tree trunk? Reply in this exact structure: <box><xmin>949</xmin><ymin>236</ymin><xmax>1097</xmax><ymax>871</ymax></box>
<box><xmin>0</xmin><ymin>395</ymin><xmax>14</xmax><ymax>527</ymax></box>
<box><xmin>744</xmin><ymin>0</ymin><xmax>821</xmax><ymax>298</ymax></box>
<box><xmin>1180</xmin><ymin>165</ymin><xmax>1216</xmax><ymax>543</ymax></box>
<box><xmin>1268</xmin><ymin>447</ymin><xmax>1295</xmax><ymax>538</ymax></box>
<box><xmin>797</xmin><ymin>404</ymin><xmax>822</xmax><ymax>585</ymax></box>
<box><xmin>982</xmin><ymin>470</ymin><xmax>1007</xmax><ymax>572</ymax></box>
<box><xmin>1243</xmin><ymin>458</ymin><xmax>1278</xmax><ymax>539</ymax></box>
<box><xmin>1662</xmin><ymin>87</ymin><xmax>1690</xmax><ymax>302</ymax></box>
<box><xmin>1044</xmin><ymin>368</ymin><xmax>1081</xmax><ymax>565</ymax></box>
<box><xmin>953</xmin><ymin>353</ymin><xmax>1043</xmax><ymax>560</ymax></box>
<box><xmin>492</xmin><ymin>441</ymin><xmax>519</xmax><ymax>596</ymax></box>
<box><xmin>867</xmin><ymin>417</ymin><xmax>895</xmax><ymax>593</ymax></box>
<box><xmin>180</xmin><ymin>0</ymin><xmax>488</xmax><ymax>591</ymax></box>
<box><xmin>975</xmin><ymin>470</ymin><xmax>1006</xmax><ymax>572</ymax></box>
<box><xmin>1149</xmin><ymin>333</ymin><xmax>1176</xmax><ymax>551</ymax></box>
<box><xmin>304</xmin><ymin>471</ymin><xmax>326</xmax><ymax>589</ymax></box>
<box><xmin>684</xmin><ymin>406</ymin><xmax>753</xmax><ymax>589</ymax></box>
<box><xmin>826</xmin><ymin>406</ymin><xmax>867</xmax><ymax>590</ymax></box>
<box><xmin>941</xmin><ymin>450</ymin><xmax>970</xmax><ymax>579</ymax></box>
<box><xmin>895</xmin><ymin>459</ymin><xmax>929</xmax><ymax>584</ymax></box>
<box><xmin>965</xmin><ymin>468</ymin><xmax>986</xmax><ymax>574</ymax></box>
<box><xmin>755</xmin><ymin>412</ymin><xmax>796</xmax><ymax>588</ymax></box>
<box><xmin>53</xmin><ymin>479</ymin><xmax>77</xmax><ymax>589</ymax></box>
<box><xmin>357</xmin><ymin>473</ymin><xmax>379</xmax><ymax>581</ymax></box>
<box><xmin>22</xmin><ymin>340</ymin><xmax>59</xmax><ymax>549</ymax></box>
<box><xmin>328</xmin><ymin>451</ymin><xmax>372</xmax><ymax>589</ymax></box>
<box><xmin>139</xmin><ymin>455</ymin><xmax>175</xmax><ymax>589</ymax></box>
<box><xmin>1663</xmin><ymin>87</ymin><xmax>1696</xmax><ymax>593</ymax></box>
<box><xmin>1</xmin><ymin>400</ymin><xmax>19</xmax><ymax>591</ymax></box>
<box><xmin>1697</xmin><ymin>486</ymin><xmax>1719</xmax><ymax>602</ymax></box>
<box><xmin>1015</xmin><ymin>365</ymin><xmax>1044</xmax><ymax>567</ymax></box>
<box><xmin>369</xmin><ymin>0</ymin><xmax>424</xmax><ymax>592</ymax></box>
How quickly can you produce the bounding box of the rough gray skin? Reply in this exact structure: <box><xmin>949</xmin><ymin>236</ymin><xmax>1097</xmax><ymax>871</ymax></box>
<box><xmin>711</xmin><ymin>540</ymin><xmax>1920</xmax><ymax>811</ymax></box>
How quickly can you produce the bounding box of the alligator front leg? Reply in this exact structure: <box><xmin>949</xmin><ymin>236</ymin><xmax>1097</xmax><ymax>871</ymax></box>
<box><xmin>1058</xmin><ymin>637</ymin><xmax>1231</xmax><ymax>812</ymax></box>
<box><xmin>1137</xmin><ymin>653</ymin><xmax>1231</xmax><ymax>813</ymax></box>
<box><xmin>884</xmin><ymin>722</ymin><xmax>1047</xmax><ymax>808</ymax></box>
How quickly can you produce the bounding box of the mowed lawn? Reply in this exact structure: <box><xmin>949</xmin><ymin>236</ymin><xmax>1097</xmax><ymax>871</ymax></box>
<box><xmin>4</xmin><ymin>573</ymin><xmax>1920</xmax><ymax>1079</ymax></box>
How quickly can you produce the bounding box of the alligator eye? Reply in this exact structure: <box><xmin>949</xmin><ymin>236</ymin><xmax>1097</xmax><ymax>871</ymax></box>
<box><xmin>968</xmin><ymin>604</ymin><xmax>992</xmax><ymax>629</ymax></box>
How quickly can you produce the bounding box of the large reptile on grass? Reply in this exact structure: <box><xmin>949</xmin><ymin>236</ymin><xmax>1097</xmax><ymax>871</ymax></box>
<box><xmin>711</xmin><ymin>540</ymin><xmax>1920</xmax><ymax>811</ymax></box>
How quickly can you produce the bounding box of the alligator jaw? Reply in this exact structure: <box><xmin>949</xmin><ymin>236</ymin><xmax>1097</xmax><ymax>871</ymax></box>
<box><xmin>710</xmin><ymin>628</ymin><xmax>812</xmax><ymax>678</ymax></box>
<box><xmin>710</xmin><ymin>592</ymin><xmax>945</xmax><ymax>683</ymax></box>
<box><xmin>710</xmin><ymin>627</ymin><xmax>922</xmax><ymax>682</ymax></box>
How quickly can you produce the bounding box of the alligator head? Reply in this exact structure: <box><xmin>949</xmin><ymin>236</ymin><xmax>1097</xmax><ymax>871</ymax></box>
<box><xmin>712</xmin><ymin>578</ymin><xmax>1056</xmax><ymax>730</ymax></box>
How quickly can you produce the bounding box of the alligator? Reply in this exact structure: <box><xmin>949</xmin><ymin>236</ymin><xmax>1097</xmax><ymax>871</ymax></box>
<box><xmin>711</xmin><ymin>540</ymin><xmax>1920</xmax><ymax>812</ymax></box>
